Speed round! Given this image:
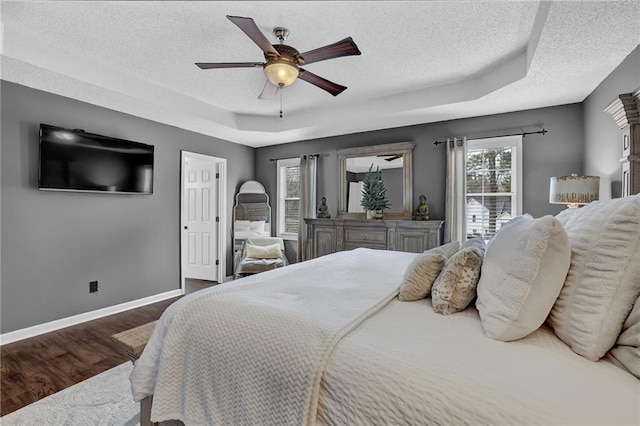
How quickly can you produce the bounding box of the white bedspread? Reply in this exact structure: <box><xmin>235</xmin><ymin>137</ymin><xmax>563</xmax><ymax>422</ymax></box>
<box><xmin>319</xmin><ymin>298</ymin><xmax>640</xmax><ymax>425</ymax></box>
<box><xmin>130</xmin><ymin>248</ymin><xmax>417</xmax><ymax>424</ymax></box>
<box><xmin>132</xmin><ymin>248</ymin><xmax>640</xmax><ymax>426</ymax></box>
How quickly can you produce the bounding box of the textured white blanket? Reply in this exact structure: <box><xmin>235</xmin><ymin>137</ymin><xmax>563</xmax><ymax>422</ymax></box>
<box><xmin>318</xmin><ymin>298</ymin><xmax>640</xmax><ymax>425</ymax></box>
<box><xmin>130</xmin><ymin>248</ymin><xmax>416</xmax><ymax>425</ymax></box>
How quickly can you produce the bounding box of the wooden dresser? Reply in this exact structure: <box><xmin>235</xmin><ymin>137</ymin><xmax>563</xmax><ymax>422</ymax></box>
<box><xmin>303</xmin><ymin>218</ymin><xmax>444</xmax><ymax>260</ymax></box>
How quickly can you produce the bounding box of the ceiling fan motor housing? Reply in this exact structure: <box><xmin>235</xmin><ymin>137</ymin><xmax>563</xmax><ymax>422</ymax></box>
<box><xmin>266</xmin><ymin>44</ymin><xmax>304</xmax><ymax>65</ymax></box>
<box><xmin>264</xmin><ymin>45</ymin><xmax>301</xmax><ymax>87</ymax></box>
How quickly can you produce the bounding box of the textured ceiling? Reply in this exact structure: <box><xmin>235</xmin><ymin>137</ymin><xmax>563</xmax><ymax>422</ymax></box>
<box><xmin>1</xmin><ymin>1</ymin><xmax>639</xmax><ymax>147</ymax></box>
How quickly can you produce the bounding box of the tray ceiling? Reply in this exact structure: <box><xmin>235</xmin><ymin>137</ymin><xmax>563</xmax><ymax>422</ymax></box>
<box><xmin>1</xmin><ymin>1</ymin><xmax>639</xmax><ymax>147</ymax></box>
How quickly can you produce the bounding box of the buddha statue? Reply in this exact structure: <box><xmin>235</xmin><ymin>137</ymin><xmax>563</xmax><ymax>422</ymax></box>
<box><xmin>317</xmin><ymin>196</ymin><xmax>331</xmax><ymax>218</ymax></box>
<box><xmin>412</xmin><ymin>194</ymin><xmax>430</xmax><ymax>220</ymax></box>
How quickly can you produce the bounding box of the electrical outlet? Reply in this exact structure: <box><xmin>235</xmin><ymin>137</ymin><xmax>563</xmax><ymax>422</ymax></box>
<box><xmin>89</xmin><ymin>280</ymin><xmax>99</xmax><ymax>293</ymax></box>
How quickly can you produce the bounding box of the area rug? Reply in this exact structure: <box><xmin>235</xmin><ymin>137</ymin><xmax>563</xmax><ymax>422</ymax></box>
<box><xmin>1</xmin><ymin>362</ymin><xmax>139</xmax><ymax>426</ymax></box>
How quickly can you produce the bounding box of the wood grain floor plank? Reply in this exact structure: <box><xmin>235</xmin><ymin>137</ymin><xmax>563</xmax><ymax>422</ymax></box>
<box><xmin>0</xmin><ymin>279</ymin><xmax>216</xmax><ymax>417</ymax></box>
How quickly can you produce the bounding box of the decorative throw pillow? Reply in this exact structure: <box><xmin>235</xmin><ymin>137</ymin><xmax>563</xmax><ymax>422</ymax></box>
<box><xmin>246</xmin><ymin>243</ymin><xmax>281</xmax><ymax>259</ymax></box>
<box><xmin>548</xmin><ymin>194</ymin><xmax>640</xmax><ymax>361</ymax></box>
<box><xmin>426</xmin><ymin>240</ymin><xmax>461</xmax><ymax>258</ymax></box>
<box><xmin>249</xmin><ymin>220</ymin><xmax>266</xmax><ymax>231</ymax></box>
<box><xmin>608</xmin><ymin>295</ymin><xmax>640</xmax><ymax>378</ymax></box>
<box><xmin>398</xmin><ymin>241</ymin><xmax>460</xmax><ymax>302</ymax></box>
<box><xmin>460</xmin><ymin>236</ymin><xmax>486</xmax><ymax>252</ymax></box>
<box><xmin>235</xmin><ymin>220</ymin><xmax>251</xmax><ymax>232</ymax></box>
<box><xmin>431</xmin><ymin>239</ymin><xmax>486</xmax><ymax>315</ymax></box>
<box><xmin>475</xmin><ymin>215</ymin><xmax>570</xmax><ymax>341</ymax></box>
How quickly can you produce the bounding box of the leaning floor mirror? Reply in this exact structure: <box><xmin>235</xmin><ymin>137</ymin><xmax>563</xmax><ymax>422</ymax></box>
<box><xmin>232</xmin><ymin>180</ymin><xmax>272</xmax><ymax>269</ymax></box>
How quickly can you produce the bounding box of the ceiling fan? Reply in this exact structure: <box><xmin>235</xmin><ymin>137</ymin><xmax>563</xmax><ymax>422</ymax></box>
<box><xmin>377</xmin><ymin>154</ymin><xmax>403</xmax><ymax>161</ymax></box>
<box><xmin>195</xmin><ymin>15</ymin><xmax>361</xmax><ymax>100</ymax></box>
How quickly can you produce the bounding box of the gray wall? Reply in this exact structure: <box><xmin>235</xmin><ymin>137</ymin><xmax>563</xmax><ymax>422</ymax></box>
<box><xmin>1</xmin><ymin>81</ymin><xmax>254</xmax><ymax>333</ymax></box>
<box><xmin>583</xmin><ymin>44</ymin><xmax>640</xmax><ymax>199</ymax></box>
<box><xmin>256</xmin><ymin>103</ymin><xmax>584</xmax><ymax>261</ymax></box>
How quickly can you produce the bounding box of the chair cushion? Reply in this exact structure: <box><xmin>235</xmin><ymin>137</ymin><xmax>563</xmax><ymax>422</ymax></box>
<box><xmin>246</xmin><ymin>243</ymin><xmax>282</xmax><ymax>259</ymax></box>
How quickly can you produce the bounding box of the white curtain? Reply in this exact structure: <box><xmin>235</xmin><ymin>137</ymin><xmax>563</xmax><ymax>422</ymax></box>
<box><xmin>444</xmin><ymin>137</ymin><xmax>467</xmax><ymax>243</ymax></box>
<box><xmin>297</xmin><ymin>154</ymin><xmax>318</xmax><ymax>262</ymax></box>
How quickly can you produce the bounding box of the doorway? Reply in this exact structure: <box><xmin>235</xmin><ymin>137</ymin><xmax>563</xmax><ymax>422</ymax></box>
<box><xmin>180</xmin><ymin>151</ymin><xmax>227</xmax><ymax>292</ymax></box>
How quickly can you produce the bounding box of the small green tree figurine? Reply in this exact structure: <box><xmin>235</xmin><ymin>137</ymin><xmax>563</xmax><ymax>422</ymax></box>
<box><xmin>361</xmin><ymin>164</ymin><xmax>391</xmax><ymax>218</ymax></box>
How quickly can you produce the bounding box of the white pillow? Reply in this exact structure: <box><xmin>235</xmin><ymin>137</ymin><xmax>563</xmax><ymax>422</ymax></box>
<box><xmin>235</xmin><ymin>220</ymin><xmax>251</xmax><ymax>232</ymax></box>
<box><xmin>249</xmin><ymin>220</ymin><xmax>266</xmax><ymax>232</ymax></box>
<box><xmin>398</xmin><ymin>241</ymin><xmax>460</xmax><ymax>302</ymax></box>
<box><xmin>608</xmin><ymin>295</ymin><xmax>640</xmax><ymax>378</ymax></box>
<box><xmin>246</xmin><ymin>243</ymin><xmax>281</xmax><ymax>259</ymax></box>
<box><xmin>548</xmin><ymin>194</ymin><xmax>640</xmax><ymax>360</ymax></box>
<box><xmin>476</xmin><ymin>214</ymin><xmax>571</xmax><ymax>341</ymax></box>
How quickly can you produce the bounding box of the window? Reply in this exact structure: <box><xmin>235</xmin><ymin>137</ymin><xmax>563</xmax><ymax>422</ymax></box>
<box><xmin>277</xmin><ymin>158</ymin><xmax>300</xmax><ymax>240</ymax></box>
<box><xmin>465</xmin><ymin>136</ymin><xmax>522</xmax><ymax>241</ymax></box>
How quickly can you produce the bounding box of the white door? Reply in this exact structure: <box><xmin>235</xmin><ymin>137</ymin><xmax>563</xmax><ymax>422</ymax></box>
<box><xmin>182</xmin><ymin>157</ymin><xmax>218</xmax><ymax>281</ymax></box>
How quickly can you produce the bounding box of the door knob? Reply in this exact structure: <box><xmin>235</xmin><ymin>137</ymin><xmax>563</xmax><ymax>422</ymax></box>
<box><xmin>184</xmin><ymin>226</ymin><xmax>188</xmax><ymax>230</ymax></box>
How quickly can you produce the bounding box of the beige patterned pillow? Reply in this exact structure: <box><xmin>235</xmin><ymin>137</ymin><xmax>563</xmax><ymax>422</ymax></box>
<box><xmin>432</xmin><ymin>239</ymin><xmax>486</xmax><ymax>315</ymax></box>
<box><xmin>399</xmin><ymin>241</ymin><xmax>460</xmax><ymax>301</ymax></box>
<box><xmin>427</xmin><ymin>240</ymin><xmax>460</xmax><ymax>258</ymax></box>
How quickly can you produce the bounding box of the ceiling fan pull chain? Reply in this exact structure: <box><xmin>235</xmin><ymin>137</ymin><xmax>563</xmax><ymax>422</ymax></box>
<box><xmin>279</xmin><ymin>85</ymin><xmax>284</xmax><ymax>118</ymax></box>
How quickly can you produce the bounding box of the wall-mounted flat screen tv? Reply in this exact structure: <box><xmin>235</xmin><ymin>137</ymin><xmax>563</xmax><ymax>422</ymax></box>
<box><xmin>39</xmin><ymin>124</ymin><xmax>154</xmax><ymax>194</ymax></box>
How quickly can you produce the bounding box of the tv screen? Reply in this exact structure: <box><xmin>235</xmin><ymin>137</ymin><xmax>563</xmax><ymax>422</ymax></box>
<box><xmin>39</xmin><ymin>124</ymin><xmax>154</xmax><ymax>194</ymax></box>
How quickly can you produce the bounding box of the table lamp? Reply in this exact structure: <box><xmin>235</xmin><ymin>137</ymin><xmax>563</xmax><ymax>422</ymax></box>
<box><xmin>549</xmin><ymin>174</ymin><xmax>600</xmax><ymax>208</ymax></box>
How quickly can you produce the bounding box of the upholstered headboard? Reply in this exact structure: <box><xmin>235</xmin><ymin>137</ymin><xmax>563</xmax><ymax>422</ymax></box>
<box><xmin>236</xmin><ymin>202</ymin><xmax>271</xmax><ymax>222</ymax></box>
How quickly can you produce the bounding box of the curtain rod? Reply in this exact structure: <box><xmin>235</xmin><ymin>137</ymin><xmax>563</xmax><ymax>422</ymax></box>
<box><xmin>269</xmin><ymin>153</ymin><xmax>320</xmax><ymax>162</ymax></box>
<box><xmin>433</xmin><ymin>129</ymin><xmax>548</xmax><ymax>146</ymax></box>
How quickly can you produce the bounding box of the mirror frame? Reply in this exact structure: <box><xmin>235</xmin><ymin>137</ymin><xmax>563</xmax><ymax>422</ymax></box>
<box><xmin>232</xmin><ymin>180</ymin><xmax>271</xmax><ymax>270</ymax></box>
<box><xmin>337</xmin><ymin>141</ymin><xmax>415</xmax><ymax>219</ymax></box>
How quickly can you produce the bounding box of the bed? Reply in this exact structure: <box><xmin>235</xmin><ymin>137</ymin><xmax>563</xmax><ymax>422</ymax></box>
<box><xmin>130</xmin><ymin>192</ymin><xmax>640</xmax><ymax>426</ymax></box>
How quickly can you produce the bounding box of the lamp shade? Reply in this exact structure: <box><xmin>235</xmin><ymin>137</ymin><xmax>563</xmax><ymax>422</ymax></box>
<box><xmin>549</xmin><ymin>174</ymin><xmax>600</xmax><ymax>207</ymax></box>
<box><xmin>263</xmin><ymin>59</ymin><xmax>299</xmax><ymax>87</ymax></box>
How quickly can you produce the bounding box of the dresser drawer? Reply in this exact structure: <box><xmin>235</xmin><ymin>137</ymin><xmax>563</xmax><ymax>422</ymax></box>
<box><xmin>345</xmin><ymin>241</ymin><xmax>387</xmax><ymax>251</ymax></box>
<box><xmin>344</xmin><ymin>227</ymin><xmax>387</xmax><ymax>244</ymax></box>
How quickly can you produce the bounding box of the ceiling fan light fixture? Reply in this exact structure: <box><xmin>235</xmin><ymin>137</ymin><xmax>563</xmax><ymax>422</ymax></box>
<box><xmin>264</xmin><ymin>58</ymin><xmax>299</xmax><ymax>87</ymax></box>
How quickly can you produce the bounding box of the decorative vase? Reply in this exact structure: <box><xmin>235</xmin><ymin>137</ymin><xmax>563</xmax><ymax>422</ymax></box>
<box><xmin>366</xmin><ymin>209</ymin><xmax>384</xmax><ymax>220</ymax></box>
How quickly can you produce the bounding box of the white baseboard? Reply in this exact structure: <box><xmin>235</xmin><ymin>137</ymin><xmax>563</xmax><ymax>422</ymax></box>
<box><xmin>0</xmin><ymin>289</ymin><xmax>182</xmax><ymax>346</ymax></box>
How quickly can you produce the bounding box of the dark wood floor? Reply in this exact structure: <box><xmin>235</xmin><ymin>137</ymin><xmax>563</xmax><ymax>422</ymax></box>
<box><xmin>0</xmin><ymin>279</ymin><xmax>217</xmax><ymax>417</ymax></box>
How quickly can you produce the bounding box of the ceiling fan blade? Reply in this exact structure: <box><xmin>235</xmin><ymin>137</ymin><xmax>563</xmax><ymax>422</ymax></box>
<box><xmin>299</xmin><ymin>37</ymin><xmax>361</xmax><ymax>65</ymax></box>
<box><xmin>298</xmin><ymin>69</ymin><xmax>347</xmax><ymax>96</ymax></box>
<box><xmin>258</xmin><ymin>80</ymin><xmax>279</xmax><ymax>100</ymax></box>
<box><xmin>377</xmin><ymin>154</ymin><xmax>402</xmax><ymax>161</ymax></box>
<box><xmin>196</xmin><ymin>62</ymin><xmax>263</xmax><ymax>69</ymax></box>
<box><xmin>226</xmin><ymin>15</ymin><xmax>279</xmax><ymax>57</ymax></box>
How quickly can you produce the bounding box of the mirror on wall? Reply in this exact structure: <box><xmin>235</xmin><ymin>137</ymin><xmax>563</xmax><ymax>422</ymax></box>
<box><xmin>233</xmin><ymin>180</ymin><xmax>271</xmax><ymax>269</ymax></box>
<box><xmin>337</xmin><ymin>141</ymin><xmax>415</xmax><ymax>219</ymax></box>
